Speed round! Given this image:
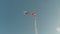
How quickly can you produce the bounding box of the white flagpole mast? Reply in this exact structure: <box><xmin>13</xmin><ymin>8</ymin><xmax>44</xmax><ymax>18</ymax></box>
<box><xmin>24</xmin><ymin>11</ymin><xmax>38</xmax><ymax>34</ymax></box>
<box><xmin>34</xmin><ymin>15</ymin><xmax>38</xmax><ymax>34</ymax></box>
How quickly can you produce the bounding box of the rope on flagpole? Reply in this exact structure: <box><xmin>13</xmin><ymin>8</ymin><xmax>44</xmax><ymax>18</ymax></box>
<box><xmin>34</xmin><ymin>15</ymin><xmax>38</xmax><ymax>34</ymax></box>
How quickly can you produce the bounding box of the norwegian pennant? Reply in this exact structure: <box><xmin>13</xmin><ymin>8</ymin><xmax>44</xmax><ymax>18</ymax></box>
<box><xmin>24</xmin><ymin>11</ymin><xmax>36</xmax><ymax>16</ymax></box>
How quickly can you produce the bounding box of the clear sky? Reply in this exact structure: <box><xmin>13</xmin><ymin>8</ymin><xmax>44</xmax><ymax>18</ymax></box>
<box><xmin>0</xmin><ymin>0</ymin><xmax>60</xmax><ymax>34</ymax></box>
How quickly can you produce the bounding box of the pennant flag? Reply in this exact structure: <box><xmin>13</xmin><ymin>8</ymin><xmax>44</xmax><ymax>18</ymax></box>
<box><xmin>24</xmin><ymin>11</ymin><xmax>36</xmax><ymax>16</ymax></box>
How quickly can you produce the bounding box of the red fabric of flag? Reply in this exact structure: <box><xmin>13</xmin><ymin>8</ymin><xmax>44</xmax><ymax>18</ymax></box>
<box><xmin>24</xmin><ymin>11</ymin><xmax>36</xmax><ymax>16</ymax></box>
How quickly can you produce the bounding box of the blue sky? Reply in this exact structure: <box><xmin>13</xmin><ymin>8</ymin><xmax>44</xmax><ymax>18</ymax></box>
<box><xmin>0</xmin><ymin>0</ymin><xmax>60</xmax><ymax>34</ymax></box>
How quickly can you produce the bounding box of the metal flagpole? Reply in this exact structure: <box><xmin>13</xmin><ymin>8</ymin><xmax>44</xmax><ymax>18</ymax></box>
<box><xmin>34</xmin><ymin>15</ymin><xmax>38</xmax><ymax>34</ymax></box>
<box><xmin>24</xmin><ymin>11</ymin><xmax>38</xmax><ymax>34</ymax></box>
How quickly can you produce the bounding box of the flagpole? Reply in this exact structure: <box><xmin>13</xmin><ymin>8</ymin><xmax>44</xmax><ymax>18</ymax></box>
<box><xmin>24</xmin><ymin>11</ymin><xmax>38</xmax><ymax>34</ymax></box>
<box><xmin>34</xmin><ymin>15</ymin><xmax>38</xmax><ymax>34</ymax></box>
